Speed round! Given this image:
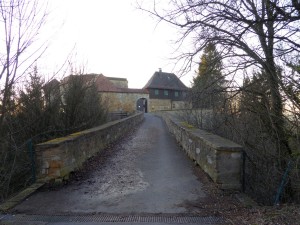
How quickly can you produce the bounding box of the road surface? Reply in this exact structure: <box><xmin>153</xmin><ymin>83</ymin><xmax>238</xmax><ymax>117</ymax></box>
<box><xmin>1</xmin><ymin>114</ymin><xmax>223</xmax><ymax>225</ymax></box>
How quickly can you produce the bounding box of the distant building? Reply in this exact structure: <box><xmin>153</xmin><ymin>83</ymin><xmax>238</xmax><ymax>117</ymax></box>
<box><xmin>61</xmin><ymin>74</ymin><xmax>148</xmax><ymax>114</ymax></box>
<box><xmin>43</xmin><ymin>79</ymin><xmax>60</xmax><ymax>106</ymax></box>
<box><xmin>107</xmin><ymin>77</ymin><xmax>128</xmax><ymax>88</ymax></box>
<box><xmin>143</xmin><ymin>68</ymin><xmax>189</xmax><ymax>111</ymax></box>
<box><xmin>51</xmin><ymin>69</ymin><xmax>189</xmax><ymax>115</ymax></box>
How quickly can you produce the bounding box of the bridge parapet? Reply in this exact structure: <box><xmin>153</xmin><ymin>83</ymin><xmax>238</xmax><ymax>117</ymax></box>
<box><xmin>35</xmin><ymin>112</ymin><xmax>144</xmax><ymax>183</ymax></box>
<box><xmin>161</xmin><ymin>113</ymin><xmax>242</xmax><ymax>190</ymax></box>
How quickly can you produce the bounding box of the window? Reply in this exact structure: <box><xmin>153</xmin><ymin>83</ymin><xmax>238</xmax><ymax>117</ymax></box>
<box><xmin>154</xmin><ymin>89</ymin><xmax>159</xmax><ymax>95</ymax></box>
<box><xmin>174</xmin><ymin>91</ymin><xmax>179</xmax><ymax>97</ymax></box>
<box><xmin>164</xmin><ymin>90</ymin><xmax>169</xmax><ymax>96</ymax></box>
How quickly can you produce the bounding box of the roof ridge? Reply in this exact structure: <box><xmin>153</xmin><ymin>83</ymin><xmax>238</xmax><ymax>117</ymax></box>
<box><xmin>143</xmin><ymin>71</ymin><xmax>188</xmax><ymax>90</ymax></box>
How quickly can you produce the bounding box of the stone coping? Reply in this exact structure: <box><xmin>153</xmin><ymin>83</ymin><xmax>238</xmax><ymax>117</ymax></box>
<box><xmin>173</xmin><ymin>119</ymin><xmax>242</xmax><ymax>151</ymax></box>
<box><xmin>0</xmin><ymin>182</ymin><xmax>45</xmax><ymax>212</ymax></box>
<box><xmin>36</xmin><ymin>113</ymin><xmax>141</xmax><ymax>148</ymax></box>
<box><xmin>160</xmin><ymin>111</ymin><xmax>242</xmax><ymax>190</ymax></box>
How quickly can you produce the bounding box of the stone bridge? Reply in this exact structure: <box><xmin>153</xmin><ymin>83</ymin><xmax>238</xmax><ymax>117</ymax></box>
<box><xmin>35</xmin><ymin>112</ymin><xmax>242</xmax><ymax>190</ymax></box>
<box><xmin>0</xmin><ymin>112</ymin><xmax>243</xmax><ymax>225</ymax></box>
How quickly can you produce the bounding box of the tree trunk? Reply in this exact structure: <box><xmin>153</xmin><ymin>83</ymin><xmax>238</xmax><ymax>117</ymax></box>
<box><xmin>265</xmin><ymin>62</ymin><xmax>292</xmax><ymax>167</ymax></box>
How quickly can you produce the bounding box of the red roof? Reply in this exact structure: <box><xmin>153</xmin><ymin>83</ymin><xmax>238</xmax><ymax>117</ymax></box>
<box><xmin>94</xmin><ymin>74</ymin><xmax>120</xmax><ymax>92</ymax></box>
<box><xmin>62</xmin><ymin>74</ymin><xmax>148</xmax><ymax>94</ymax></box>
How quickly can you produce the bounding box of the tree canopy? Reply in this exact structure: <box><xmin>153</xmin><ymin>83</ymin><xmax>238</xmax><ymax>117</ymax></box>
<box><xmin>140</xmin><ymin>0</ymin><xmax>300</xmax><ymax>202</ymax></box>
<box><xmin>142</xmin><ymin>0</ymin><xmax>300</xmax><ymax>159</ymax></box>
<box><xmin>192</xmin><ymin>42</ymin><xmax>225</xmax><ymax>109</ymax></box>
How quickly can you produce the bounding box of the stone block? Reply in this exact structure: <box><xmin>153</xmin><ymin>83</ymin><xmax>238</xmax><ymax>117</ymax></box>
<box><xmin>49</xmin><ymin>160</ymin><xmax>63</xmax><ymax>168</ymax></box>
<box><xmin>161</xmin><ymin>112</ymin><xmax>242</xmax><ymax>191</ymax></box>
<box><xmin>35</xmin><ymin>112</ymin><xmax>144</xmax><ymax>182</ymax></box>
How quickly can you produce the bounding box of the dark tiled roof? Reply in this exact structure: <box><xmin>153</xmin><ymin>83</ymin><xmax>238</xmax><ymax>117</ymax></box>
<box><xmin>119</xmin><ymin>88</ymin><xmax>148</xmax><ymax>94</ymax></box>
<box><xmin>143</xmin><ymin>71</ymin><xmax>188</xmax><ymax>91</ymax></box>
<box><xmin>94</xmin><ymin>74</ymin><xmax>120</xmax><ymax>92</ymax></box>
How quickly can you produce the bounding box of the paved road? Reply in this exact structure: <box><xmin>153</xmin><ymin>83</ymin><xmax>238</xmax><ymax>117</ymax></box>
<box><xmin>1</xmin><ymin>114</ymin><xmax>222</xmax><ymax>225</ymax></box>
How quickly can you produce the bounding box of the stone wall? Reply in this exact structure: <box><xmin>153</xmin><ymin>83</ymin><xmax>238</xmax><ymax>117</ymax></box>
<box><xmin>102</xmin><ymin>92</ymin><xmax>149</xmax><ymax>113</ymax></box>
<box><xmin>149</xmin><ymin>99</ymin><xmax>191</xmax><ymax>112</ymax></box>
<box><xmin>107</xmin><ymin>77</ymin><xmax>128</xmax><ymax>88</ymax></box>
<box><xmin>149</xmin><ymin>99</ymin><xmax>172</xmax><ymax>111</ymax></box>
<box><xmin>35</xmin><ymin>112</ymin><xmax>144</xmax><ymax>182</ymax></box>
<box><xmin>161</xmin><ymin>113</ymin><xmax>242</xmax><ymax>190</ymax></box>
<box><xmin>172</xmin><ymin>101</ymin><xmax>192</xmax><ymax>110</ymax></box>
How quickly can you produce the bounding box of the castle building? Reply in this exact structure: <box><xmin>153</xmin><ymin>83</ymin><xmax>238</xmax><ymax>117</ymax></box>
<box><xmin>48</xmin><ymin>69</ymin><xmax>189</xmax><ymax>115</ymax></box>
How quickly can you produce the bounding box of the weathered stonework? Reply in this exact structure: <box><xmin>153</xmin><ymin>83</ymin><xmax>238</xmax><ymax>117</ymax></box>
<box><xmin>149</xmin><ymin>99</ymin><xmax>172</xmax><ymax>111</ymax></box>
<box><xmin>161</xmin><ymin>113</ymin><xmax>242</xmax><ymax>190</ymax></box>
<box><xmin>35</xmin><ymin>112</ymin><xmax>144</xmax><ymax>182</ymax></box>
<box><xmin>102</xmin><ymin>92</ymin><xmax>149</xmax><ymax>113</ymax></box>
<box><xmin>107</xmin><ymin>77</ymin><xmax>128</xmax><ymax>88</ymax></box>
<box><xmin>172</xmin><ymin>101</ymin><xmax>190</xmax><ymax>110</ymax></box>
<box><xmin>148</xmin><ymin>99</ymin><xmax>191</xmax><ymax>112</ymax></box>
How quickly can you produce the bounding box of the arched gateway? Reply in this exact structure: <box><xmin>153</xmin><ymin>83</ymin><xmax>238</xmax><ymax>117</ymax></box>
<box><xmin>136</xmin><ymin>98</ymin><xmax>148</xmax><ymax>113</ymax></box>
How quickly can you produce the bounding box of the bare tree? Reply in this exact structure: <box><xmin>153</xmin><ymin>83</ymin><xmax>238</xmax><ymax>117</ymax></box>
<box><xmin>0</xmin><ymin>0</ymin><xmax>48</xmax><ymax>131</ymax></box>
<box><xmin>140</xmin><ymin>0</ymin><xmax>300</xmax><ymax>162</ymax></box>
<box><xmin>0</xmin><ymin>0</ymin><xmax>48</xmax><ymax>201</ymax></box>
<box><xmin>139</xmin><ymin>0</ymin><xmax>300</xmax><ymax>203</ymax></box>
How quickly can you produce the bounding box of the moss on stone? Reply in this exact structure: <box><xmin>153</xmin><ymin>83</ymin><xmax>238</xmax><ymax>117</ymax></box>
<box><xmin>60</xmin><ymin>165</ymin><xmax>75</xmax><ymax>178</ymax></box>
<box><xmin>40</xmin><ymin>137</ymin><xmax>69</xmax><ymax>145</ymax></box>
<box><xmin>181</xmin><ymin>121</ymin><xmax>195</xmax><ymax>129</ymax></box>
<box><xmin>69</xmin><ymin>132</ymin><xmax>83</xmax><ymax>136</ymax></box>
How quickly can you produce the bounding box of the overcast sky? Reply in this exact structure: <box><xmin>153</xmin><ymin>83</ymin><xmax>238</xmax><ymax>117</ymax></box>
<box><xmin>39</xmin><ymin>0</ymin><xmax>194</xmax><ymax>88</ymax></box>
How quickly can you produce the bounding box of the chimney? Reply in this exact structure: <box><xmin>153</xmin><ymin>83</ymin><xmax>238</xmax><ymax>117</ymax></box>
<box><xmin>158</xmin><ymin>68</ymin><xmax>162</xmax><ymax>72</ymax></box>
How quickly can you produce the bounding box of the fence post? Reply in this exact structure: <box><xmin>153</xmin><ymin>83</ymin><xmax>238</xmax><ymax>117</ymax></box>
<box><xmin>28</xmin><ymin>139</ymin><xmax>36</xmax><ymax>183</ymax></box>
<box><xmin>274</xmin><ymin>160</ymin><xmax>292</xmax><ymax>205</ymax></box>
<box><xmin>242</xmin><ymin>151</ymin><xmax>246</xmax><ymax>192</ymax></box>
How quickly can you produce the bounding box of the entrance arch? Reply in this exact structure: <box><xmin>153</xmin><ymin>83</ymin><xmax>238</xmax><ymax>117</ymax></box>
<box><xmin>136</xmin><ymin>98</ymin><xmax>148</xmax><ymax>113</ymax></box>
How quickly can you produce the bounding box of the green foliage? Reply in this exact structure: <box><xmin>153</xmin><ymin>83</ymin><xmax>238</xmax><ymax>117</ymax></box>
<box><xmin>17</xmin><ymin>66</ymin><xmax>46</xmax><ymax>139</ymax></box>
<box><xmin>191</xmin><ymin>43</ymin><xmax>226</xmax><ymax>109</ymax></box>
<box><xmin>0</xmin><ymin>69</ymin><xmax>108</xmax><ymax>202</ymax></box>
<box><xmin>287</xmin><ymin>60</ymin><xmax>300</xmax><ymax>75</ymax></box>
<box><xmin>197</xmin><ymin>43</ymin><xmax>223</xmax><ymax>78</ymax></box>
<box><xmin>240</xmin><ymin>72</ymin><xmax>270</xmax><ymax>116</ymax></box>
<box><xmin>143</xmin><ymin>0</ymin><xmax>300</xmax><ymax>204</ymax></box>
<box><xmin>61</xmin><ymin>75</ymin><xmax>107</xmax><ymax>130</ymax></box>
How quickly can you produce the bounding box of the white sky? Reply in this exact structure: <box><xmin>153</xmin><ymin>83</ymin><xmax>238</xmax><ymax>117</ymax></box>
<box><xmin>38</xmin><ymin>0</ymin><xmax>195</xmax><ymax>88</ymax></box>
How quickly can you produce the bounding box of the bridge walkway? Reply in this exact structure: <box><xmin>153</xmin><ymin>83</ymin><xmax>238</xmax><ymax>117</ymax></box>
<box><xmin>2</xmin><ymin>113</ymin><xmax>226</xmax><ymax>224</ymax></box>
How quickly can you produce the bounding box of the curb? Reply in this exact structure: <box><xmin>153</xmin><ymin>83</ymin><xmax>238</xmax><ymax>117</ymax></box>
<box><xmin>0</xmin><ymin>182</ymin><xmax>45</xmax><ymax>212</ymax></box>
